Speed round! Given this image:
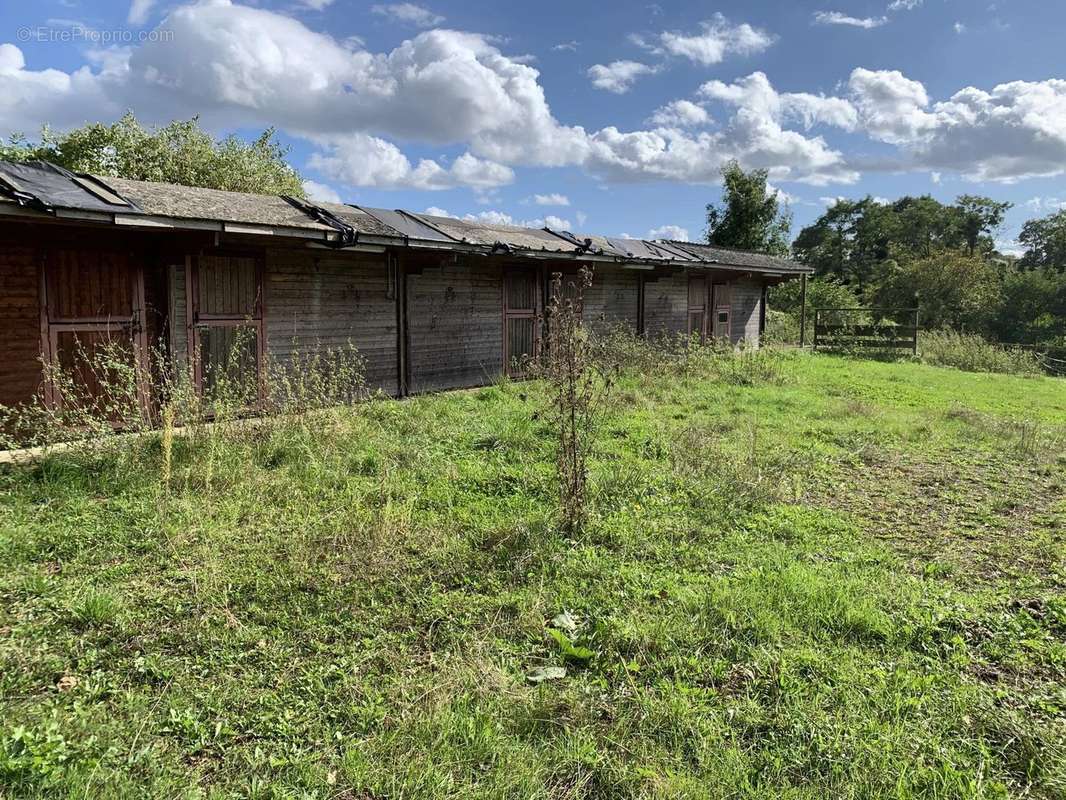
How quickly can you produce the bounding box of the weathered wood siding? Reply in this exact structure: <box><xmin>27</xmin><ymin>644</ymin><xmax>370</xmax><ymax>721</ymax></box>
<box><xmin>407</xmin><ymin>260</ymin><xmax>503</xmax><ymax>393</ymax></box>
<box><xmin>584</xmin><ymin>266</ymin><xmax>640</xmax><ymax>334</ymax></box>
<box><xmin>642</xmin><ymin>271</ymin><xmax>689</xmax><ymax>339</ymax></box>
<box><xmin>265</xmin><ymin>250</ymin><xmax>398</xmax><ymax>395</ymax></box>
<box><xmin>730</xmin><ymin>277</ymin><xmax>763</xmax><ymax>346</ymax></box>
<box><xmin>0</xmin><ymin>245</ymin><xmax>41</xmax><ymax>406</ymax></box>
<box><xmin>167</xmin><ymin>261</ymin><xmax>189</xmax><ymax>372</ymax></box>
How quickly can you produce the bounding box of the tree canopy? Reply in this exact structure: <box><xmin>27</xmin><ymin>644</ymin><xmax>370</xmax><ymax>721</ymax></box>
<box><xmin>0</xmin><ymin>113</ymin><xmax>305</xmax><ymax>196</ymax></box>
<box><xmin>705</xmin><ymin>161</ymin><xmax>792</xmax><ymax>256</ymax></box>
<box><xmin>777</xmin><ymin>191</ymin><xmax>1066</xmax><ymax>346</ymax></box>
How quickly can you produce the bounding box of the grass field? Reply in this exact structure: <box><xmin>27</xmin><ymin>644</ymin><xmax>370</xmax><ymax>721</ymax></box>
<box><xmin>1</xmin><ymin>352</ymin><xmax>1064</xmax><ymax>799</ymax></box>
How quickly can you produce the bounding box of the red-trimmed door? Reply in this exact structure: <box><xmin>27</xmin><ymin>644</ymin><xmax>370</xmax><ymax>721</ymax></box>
<box><xmin>39</xmin><ymin>248</ymin><xmax>148</xmax><ymax>412</ymax></box>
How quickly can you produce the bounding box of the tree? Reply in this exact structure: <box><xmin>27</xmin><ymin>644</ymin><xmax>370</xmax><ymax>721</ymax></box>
<box><xmin>954</xmin><ymin>195</ymin><xmax>1012</xmax><ymax>256</ymax></box>
<box><xmin>873</xmin><ymin>252</ymin><xmax>1000</xmax><ymax>332</ymax></box>
<box><xmin>1019</xmin><ymin>210</ymin><xmax>1066</xmax><ymax>270</ymax></box>
<box><xmin>705</xmin><ymin>161</ymin><xmax>791</xmax><ymax>256</ymax></box>
<box><xmin>2</xmin><ymin>113</ymin><xmax>305</xmax><ymax>196</ymax></box>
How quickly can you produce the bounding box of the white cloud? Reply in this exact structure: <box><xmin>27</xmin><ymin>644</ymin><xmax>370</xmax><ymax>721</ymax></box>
<box><xmin>423</xmin><ymin>207</ymin><xmax>571</xmax><ymax>229</ymax></box>
<box><xmin>851</xmin><ymin>70</ymin><xmax>1066</xmax><ymax>182</ymax></box>
<box><xmin>888</xmin><ymin>0</ymin><xmax>922</xmax><ymax>11</ymax></box>
<box><xmin>302</xmin><ymin>179</ymin><xmax>342</xmax><ymax>203</ymax></box>
<box><xmin>931</xmin><ymin>171</ymin><xmax>941</xmax><ymax>184</ymax></box>
<box><xmin>954</xmin><ymin>22</ymin><xmax>966</xmax><ymax>34</ymax></box>
<box><xmin>552</xmin><ymin>41</ymin><xmax>579</xmax><ymax>52</ymax></box>
<box><xmin>635</xmin><ymin>14</ymin><xmax>775</xmax><ymax>66</ymax></box>
<box><xmin>813</xmin><ymin>12</ymin><xmax>888</xmax><ymax>29</ymax></box>
<box><xmin>308</xmin><ymin>134</ymin><xmax>514</xmax><ymax>190</ymax></box>
<box><xmin>370</xmin><ymin>3</ymin><xmax>444</xmax><ymax>27</ymax></box>
<box><xmin>647</xmin><ymin>99</ymin><xmax>710</xmax><ymax>128</ymax></box>
<box><xmin>127</xmin><ymin>0</ymin><xmax>156</xmax><ymax>26</ymax></box>
<box><xmin>848</xmin><ymin>68</ymin><xmax>936</xmax><ymax>145</ymax></box>
<box><xmin>648</xmin><ymin>224</ymin><xmax>689</xmax><ymax>241</ymax></box>
<box><xmin>1026</xmin><ymin>197</ymin><xmax>1066</xmax><ymax>213</ymax></box>
<box><xmin>700</xmin><ymin>71</ymin><xmax>858</xmax><ymax>131</ymax></box>
<box><xmin>0</xmin><ymin>44</ymin><xmax>118</xmax><ymax>133</ymax></box>
<box><xmin>586</xmin><ymin>72</ymin><xmax>859</xmax><ymax>187</ymax></box>
<box><xmin>576</xmin><ymin>211</ymin><xmax>588</xmax><ymax>227</ymax></box>
<box><xmin>587</xmin><ymin>61</ymin><xmax>657</xmax><ymax>94</ymax></box>
<box><xmin>532</xmin><ymin>193</ymin><xmax>570</xmax><ymax>206</ymax></box>
<box><xmin>297</xmin><ymin>0</ymin><xmax>336</xmax><ymax>9</ymax></box>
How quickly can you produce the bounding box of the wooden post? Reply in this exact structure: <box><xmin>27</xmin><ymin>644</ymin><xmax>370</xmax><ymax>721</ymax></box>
<box><xmin>799</xmin><ymin>273</ymin><xmax>808</xmax><ymax>347</ymax></box>
<box><xmin>913</xmin><ymin>304</ymin><xmax>920</xmax><ymax>356</ymax></box>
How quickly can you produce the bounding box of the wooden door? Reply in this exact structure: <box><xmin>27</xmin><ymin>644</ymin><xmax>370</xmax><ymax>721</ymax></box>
<box><xmin>712</xmin><ymin>283</ymin><xmax>732</xmax><ymax>340</ymax></box>
<box><xmin>687</xmin><ymin>275</ymin><xmax>708</xmax><ymax>340</ymax></box>
<box><xmin>40</xmin><ymin>248</ymin><xmax>148</xmax><ymax>413</ymax></box>
<box><xmin>189</xmin><ymin>253</ymin><xmax>265</xmax><ymax>404</ymax></box>
<box><xmin>503</xmin><ymin>267</ymin><xmax>539</xmax><ymax>377</ymax></box>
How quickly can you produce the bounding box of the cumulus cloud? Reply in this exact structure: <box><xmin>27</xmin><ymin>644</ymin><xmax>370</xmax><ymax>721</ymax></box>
<box><xmin>888</xmin><ymin>0</ymin><xmax>922</xmax><ymax>11</ymax></box>
<box><xmin>587</xmin><ymin>61</ymin><xmax>657</xmax><ymax>94</ymax></box>
<box><xmin>302</xmin><ymin>179</ymin><xmax>342</xmax><ymax>203</ymax></box>
<box><xmin>424</xmin><ymin>207</ymin><xmax>571</xmax><ymax>229</ymax></box>
<box><xmin>4</xmin><ymin>0</ymin><xmax>1065</xmax><ymax>194</ymax></box>
<box><xmin>647</xmin><ymin>100</ymin><xmax>710</xmax><ymax>128</ymax></box>
<box><xmin>648</xmin><ymin>224</ymin><xmax>689</xmax><ymax>241</ymax></box>
<box><xmin>0</xmin><ymin>44</ymin><xmax>119</xmax><ymax>133</ymax></box>
<box><xmin>848</xmin><ymin>68</ymin><xmax>936</xmax><ymax>144</ymax></box>
<box><xmin>634</xmin><ymin>14</ymin><xmax>775</xmax><ymax>66</ymax></box>
<box><xmin>308</xmin><ymin>134</ymin><xmax>514</xmax><ymax>190</ymax></box>
<box><xmin>370</xmin><ymin>3</ymin><xmax>444</xmax><ymax>27</ymax></box>
<box><xmin>532</xmin><ymin>193</ymin><xmax>570</xmax><ymax>206</ymax></box>
<box><xmin>813</xmin><ymin>11</ymin><xmax>887</xmax><ymax>29</ymax></box>
<box><xmin>700</xmin><ymin>72</ymin><xmax>858</xmax><ymax>131</ymax></box>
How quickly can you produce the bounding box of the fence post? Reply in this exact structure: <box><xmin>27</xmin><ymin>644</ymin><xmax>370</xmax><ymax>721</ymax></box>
<box><xmin>799</xmin><ymin>273</ymin><xmax>808</xmax><ymax>347</ymax></box>
<box><xmin>813</xmin><ymin>308</ymin><xmax>819</xmax><ymax>349</ymax></box>
<box><xmin>912</xmin><ymin>305</ymin><xmax>920</xmax><ymax>356</ymax></box>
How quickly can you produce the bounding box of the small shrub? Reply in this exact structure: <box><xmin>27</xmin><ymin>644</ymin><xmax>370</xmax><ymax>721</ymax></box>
<box><xmin>530</xmin><ymin>267</ymin><xmax>615</xmax><ymax>535</ymax></box>
<box><xmin>919</xmin><ymin>330</ymin><xmax>1043</xmax><ymax>376</ymax></box>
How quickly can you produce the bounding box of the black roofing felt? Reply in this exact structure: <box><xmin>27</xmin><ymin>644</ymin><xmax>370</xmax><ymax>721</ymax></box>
<box><xmin>0</xmin><ymin>161</ymin><xmax>141</xmax><ymax>215</ymax></box>
<box><xmin>357</xmin><ymin>207</ymin><xmax>457</xmax><ymax>242</ymax></box>
<box><xmin>0</xmin><ymin>160</ymin><xmax>806</xmax><ymax>273</ymax></box>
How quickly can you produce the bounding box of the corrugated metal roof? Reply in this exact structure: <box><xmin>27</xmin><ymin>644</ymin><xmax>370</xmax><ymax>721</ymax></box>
<box><xmin>315</xmin><ymin>202</ymin><xmax>405</xmax><ymax>237</ymax></box>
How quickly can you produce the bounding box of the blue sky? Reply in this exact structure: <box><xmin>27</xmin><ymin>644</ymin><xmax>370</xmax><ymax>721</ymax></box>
<box><xmin>2</xmin><ymin>0</ymin><xmax>1065</xmax><ymax>248</ymax></box>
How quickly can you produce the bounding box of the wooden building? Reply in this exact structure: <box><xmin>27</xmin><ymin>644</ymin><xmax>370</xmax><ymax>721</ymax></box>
<box><xmin>0</xmin><ymin>161</ymin><xmax>808</xmax><ymax>409</ymax></box>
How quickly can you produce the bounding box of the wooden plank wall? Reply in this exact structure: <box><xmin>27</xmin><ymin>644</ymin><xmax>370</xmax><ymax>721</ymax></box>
<box><xmin>730</xmin><ymin>277</ymin><xmax>764</xmax><ymax>346</ymax></box>
<box><xmin>0</xmin><ymin>244</ymin><xmax>42</xmax><ymax>407</ymax></box>
<box><xmin>266</xmin><ymin>250</ymin><xmax>398</xmax><ymax>395</ymax></box>
<box><xmin>167</xmin><ymin>262</ymin><xmax>188</xmax><ymax>370</ymax></box>
<box><xmin>407</xmin><ymin>260</ymin><xmax>503</xmax><ymax>393</ymax></box>
<box><xmin>584</xmin><ymin>266</ymin><xmax>641</xmax><ymax>334</ymax></box>
<box><xmin>642</xmin><ymin>271</ymin><xmax>689</xmax><ymax>339</ymax></box>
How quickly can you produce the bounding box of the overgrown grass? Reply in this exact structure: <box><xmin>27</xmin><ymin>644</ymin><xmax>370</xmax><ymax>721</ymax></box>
<box><xmin>1</xmin><ymin>350</ymin><xmax>1064</xmax><ymax>798</ymax></box>
<box><xmin>919</xmin><ymin>330</ymin><xmax>1045</xmax><ymax>376</ymax></box>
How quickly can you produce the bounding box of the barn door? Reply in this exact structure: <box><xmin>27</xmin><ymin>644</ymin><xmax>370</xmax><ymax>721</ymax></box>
<box><xmin>189</xmin><ymin>253</ymin><xmax>265</xmax><ymax>405</ymax></box>
<box><xmin>712</xmin><ymin>283</ymin><xmax>732</xmax><ymax>340</ymax></box>
<box><xmin>503</xmin><ymin>267</ymin><xmax>540</xmax><ymax>377</ymax></box>
<box><xmin>687</xmin><ymin>275</ymin><xmax>708</xmax><ymax>340</ymax></box>
<box><xmin>40</xmin><ymin>248</ymin><xmax>149</xmax><ymax>414</ymax></box>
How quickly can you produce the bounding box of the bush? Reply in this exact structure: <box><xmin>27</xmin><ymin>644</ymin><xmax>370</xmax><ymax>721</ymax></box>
<box><xmin>767</xmin><ymin>277</ymin><xmax>862</xmax><ymax>345</ymax></box>
<box><xmin>919</xmin><ymin>330</ymin><xmax>1043</xmax><ymax>376</ymax></box>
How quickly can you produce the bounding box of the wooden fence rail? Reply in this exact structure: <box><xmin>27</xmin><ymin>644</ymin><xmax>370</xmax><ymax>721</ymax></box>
<box><xmin>813</xmin><ymin>307</ymin><xmax>920</xmax><ymax>355</ymax></box>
